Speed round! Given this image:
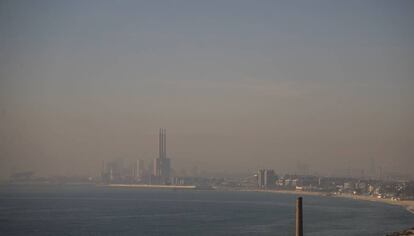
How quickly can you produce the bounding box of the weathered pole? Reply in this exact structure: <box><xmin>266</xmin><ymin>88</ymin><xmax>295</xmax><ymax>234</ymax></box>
<box><xmin>296</xmin><ymin>197</ymin><xmax>303</xmax><ymax>236</ymax></box>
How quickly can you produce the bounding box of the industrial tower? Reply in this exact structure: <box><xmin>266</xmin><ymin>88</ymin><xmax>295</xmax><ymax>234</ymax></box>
<box><xmin>153</xmin><ymin>128</ymin><xmax>171</xmax><ymax>184</ymax></box>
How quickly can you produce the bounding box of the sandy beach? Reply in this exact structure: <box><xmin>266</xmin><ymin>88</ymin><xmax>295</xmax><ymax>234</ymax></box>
<box><xmin>334</xmin><ymin>193</ymin><xmax>414</xmax><ymax>214</ymax></box>
<box><xmin>245</xmin><ymin>189</ymin><xmax>414</xmax><ymax>214</ymax></box>
<box><xmin>104</xmin><ymin>185</ymin><xmax>414</xmax><ymax>214</ymax></box>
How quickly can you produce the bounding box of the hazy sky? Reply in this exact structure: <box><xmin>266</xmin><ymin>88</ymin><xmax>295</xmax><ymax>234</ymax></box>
<box><xmin>1</xmin><ymin>0</ymin><xmax>413</xmax><ymax>179</ymax></box>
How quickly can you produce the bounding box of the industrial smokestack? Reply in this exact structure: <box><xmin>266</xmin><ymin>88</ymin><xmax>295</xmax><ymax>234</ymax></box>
<box><xmin>163</xmin><ymin>128</ymin><xmax>166</xmax><ymax>159</ymax></box>
<box><xmin>161</xmin><ymin>128</ymin><xmax>163</xmax><ymax>159</ymax></box>
<box><xmin>159</xmin><ymin>128</ymin><xmax>167</xmax><ymax>159</ymax></box>
<box><xmin>159</xmin><ymin>128</ymin><xmax>162</xmax><ymax>159</ymax></box>
<box><xmin>296</xmin><ymin>197</ymin><xmax>303</xmax><ymax>236</ymax></box>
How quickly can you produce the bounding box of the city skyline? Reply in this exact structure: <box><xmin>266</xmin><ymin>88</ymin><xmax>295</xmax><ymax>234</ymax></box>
<box><xmin>1</xmin><ymin>1</ymin><xmax>413</xmax><ymax>179</ymax></box>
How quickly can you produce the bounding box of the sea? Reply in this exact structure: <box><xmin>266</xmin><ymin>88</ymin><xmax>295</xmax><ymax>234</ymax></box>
<box><xmin>0</xmin><ymin>184</ymin><xmax>412</xmax><ymax>236</ymax></box>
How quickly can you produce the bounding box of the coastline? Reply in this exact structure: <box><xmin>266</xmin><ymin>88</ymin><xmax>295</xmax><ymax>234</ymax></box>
<box><xmin>333</xmin><ymin>193</ymin><xmax>414</xmax><ymax>214</ymax></box>
<box><xmin>105</xmin><ymin>184</ymin><xmax>197</xmax><ymax>190</ymax></box>
<box><xmin>101</xmin><ymin>184</ymin><xmax>414</xmax><ymax>214</ymax></box>
<box><xmin>248</xmin><ymin>189</ymin><xmax>414</xmax><ymax>214</ymax></box>
<box><xmin>7</xmin><ymin>182</ymin><xmax>412</xmax><ymax>214</ymax></box>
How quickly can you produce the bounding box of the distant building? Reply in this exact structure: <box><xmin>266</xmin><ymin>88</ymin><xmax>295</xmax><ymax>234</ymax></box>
<box><xmin>134</xmin><ymin>159</ymin><xmax>145</xmax><ymax>181</ymax></box>
<box><xmin>106</xmin><ymin>159</ymin><xmax>123</xmax><ymax>182</ymax></box>
<box><xmin>258</xmin><ymin>169</ymin><xmax>265</xmax><ymax>188</ymax></box>
<box><xmin>264</xmin><ymin>169</ymin><xmax>276</xmax><ymax>187</ymax></box>
<box><xmin>258</xmin><ymin>169</ymin><xmax>276</xmax><ymax>189</ymax></box>
<box><xmin>101</xmin><ymin>159</ymin><xmax>134</xmax><ymax>183</ymax></box>
<box><xmin>343</xmin><ymin>182</ymin><xmax>353</xmax><ymax>190</ymax></box>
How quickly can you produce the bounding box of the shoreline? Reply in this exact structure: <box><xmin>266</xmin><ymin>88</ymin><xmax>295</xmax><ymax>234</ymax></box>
<box><xmin>334</xmin><ymin>193</ymin><xmax>414</xmax><ymax>214</ymax></box>
<box><xmin>103</xmin><ymin>184</ymin><xmax>414</xmax><ymax>214</ymax></box>
<box><xmin>246</xmin><ymin>189</ymin><xmax>414</xmax><ymax>214</ymax></box>
<box><xmin>4</xmin><ymin>183</ymin><xmax>413</xmax><ymax>214</ymax></box>
<box><xmin>105</xmin><ymin>184</ymin><xmax>197</xmax><ymax>189</ymax></box>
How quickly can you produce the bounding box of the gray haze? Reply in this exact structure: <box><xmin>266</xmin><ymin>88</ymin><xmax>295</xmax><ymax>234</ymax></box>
<box><xmin>1</xmin><ymin>1</ymin><xmax>413</xmax><ymax>179</ymax></box>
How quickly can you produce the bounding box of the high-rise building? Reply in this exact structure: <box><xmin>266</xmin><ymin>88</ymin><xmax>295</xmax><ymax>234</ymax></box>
<box><xmin>264</xmin><ymin>169</ymin><xmax>276</xmax><ymax>187</ymax></box>
<box><xmin>258</xmin><ymin>169</ymin><xmax>276</xmax><ymax>189</ymax></box>
<box><xmin>258</xmin><ymin>169</ymin><xmax>265</xmax><ymax>188</ymax></box>
<box><xmin>153</xmin><ymin>128</ymin><xmax>171</xmax><ymax>184</ymax></box>
<box><xmin>134</xmin><ymin>159</ymin><xmax>145</xmax><ymax>181</ymax></box>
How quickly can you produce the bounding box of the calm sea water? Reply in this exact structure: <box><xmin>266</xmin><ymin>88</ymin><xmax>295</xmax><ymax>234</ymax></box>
<box><xmin>0</xmin><ymin>185</ymin><xmax>412</xmax><ymax>236</ymax></box>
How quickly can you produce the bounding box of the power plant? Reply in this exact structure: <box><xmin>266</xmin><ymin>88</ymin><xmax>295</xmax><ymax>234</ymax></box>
<box><xmin>101</xmin><ymin>128</ymin><xmax>172</xmax><ymax>185</ymax></box>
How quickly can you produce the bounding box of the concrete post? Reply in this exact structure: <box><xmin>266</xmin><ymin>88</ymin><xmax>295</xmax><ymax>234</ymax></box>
<box><xmin>296</xmin><ymin>197</ymin><xmax>303</xmax><ymax>236</ymax></box>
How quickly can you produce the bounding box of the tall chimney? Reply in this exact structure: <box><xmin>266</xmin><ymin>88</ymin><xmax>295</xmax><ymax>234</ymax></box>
<box><xmin>296</xmin><ymin>197</ymin><xmax>303</xmax><ymax>236</ymax></box>
<box><xmin>159</xmin><ymin>128</ymin><xmax>162</xmax><ymax>159</ymax></box>
<box><xmin>163</xmin><ymin>128</ymin><xmax>166</xmax><ymax>159</ymax></box>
